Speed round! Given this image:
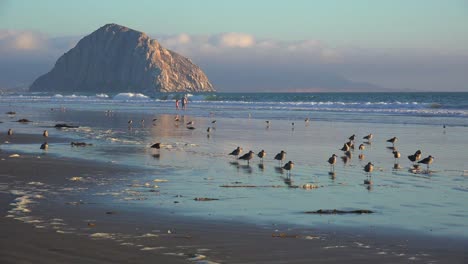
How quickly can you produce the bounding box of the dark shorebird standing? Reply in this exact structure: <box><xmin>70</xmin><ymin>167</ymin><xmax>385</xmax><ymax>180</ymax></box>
<box><xmin>128</xmin><ymin>120</ymin><xmax>133</xmax><ymax>125</ymax></box>
<box><xmin>340</xmin><ymin>143</ymin><xmax>350</xmax><ymax>152</ymax></box>
<box><xmin>238</xmin><ymin>150</ymin><xmax>255</xmax><ymax>165</ymax></box>
<box><xmin>229</xmin><ymin>147</ymin><xmax>243</xmax><ymax>158</ymax></box>
<box><xmin>328</xmin><ymin>154</ymin><xmax>338</xmax><ymax>172</ymax></box>
<box><xmin>387</xmin><ymin>137</ymin><xmax>398</xmax><ymax>146</ymax></box>
<box><xmin>363</xmin><ymin>133</ymin><xmax>373</xmax><ymax>141</ymax></box>
<box><xmin>408</xmin><ymin>150</ymin><xmax>422</xmax><ymax>165</ymax></box>
<box><xmin>364</xmin><ymin>162</ymin><xmax>374</xmax><ymax>176</ymax></box>
<box><xmin>207</xmin><ymin>127</ymin><xmax>211</xmax><ymax>133</ymax></box>
<box><xmin>304</xmin><ymin>118</ymin><xmax>310</xmax><ymax>123</ymax></box>
<box><xmin>186</xmin><ymin>121</ymin><xmax>195</xmax><ymax>126</ymax></box>
<box><xmin>364</xmin><ymin>162</ymin><xmax>374</xmax><ymax>185</ymax></box>
<box><xmin>349</xmin><ymin>134</ymin><xmax>356</xmax><ymax>142</ymax></box>
<box><xmin>7</xmin><ymin>129</ymin><xmax>13</xmax><ymax>136</ymax></box>
<box><xmin>43</xmin><ymin>130</ymin><xmax>48</xmax><ymax>137</ymax></box>
<box><xmin>418</xmin><ymin>155</ymin><xmax>434</xmax><ymax>171</ymax></box>
<box><xmin>265</xmin><ymin>120</ymin><xmax>270</xmax><ymax>127</ymax></box>
<box><xmin>283</xmin><ymin>161</ymin><xmax>294</xmax><ymax>177</ymax></box>
<box><xmin>346</xmin><ymin>140</ymin><xmax>355</xmax><ymax>150</ymax></box>
<box><xmin>274</xmin><ymin>150</ymin><xmax>287</xmax><ymax>165</ymax></box>
<box><xmin>211</xmin><ymin>120</ymin><xmax>216</xmax><ymax>124</ymax></box>
<box><xmin>150</xmin><ymin>143</ymin><xmax>161</xmax><ymax>149</ymax></box>
<box><xmin>257</xmin><ymin>150</ymin><xmax>266</xmax><ymax>162</ymax></box>
<box><xmin>40</xmin><ymin>142</ymin><xmax>48</xmax><ymax>150</ymax></box>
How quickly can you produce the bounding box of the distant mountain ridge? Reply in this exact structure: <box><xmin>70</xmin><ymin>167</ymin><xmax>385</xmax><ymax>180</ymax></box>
<box><xmin>30</xmin><ymin>23</ymin><xmax>214</xmax><ymax>93</ymax></box>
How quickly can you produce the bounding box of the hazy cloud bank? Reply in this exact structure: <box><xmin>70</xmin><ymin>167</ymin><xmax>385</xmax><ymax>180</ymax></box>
<box><xmin>0</xmin><ymin>29</ymin><xmax>467</xmax><ymax>92</ymax></box>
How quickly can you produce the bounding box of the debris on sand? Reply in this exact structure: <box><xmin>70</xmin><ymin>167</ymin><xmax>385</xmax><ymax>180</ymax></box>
<box><xmin>71</xmin><ymin>142</ymin><xmax>93</xmax><ymax>147</ymax></box>
<box><xmin>220</xmin><ymin>185</ymin><xmax>283</xmax><ymax>188</ymax></box>
<box><xmin>194</xmin><ymin>197</ymin><xmax>219</xmax><ymax>201</ymax></box>
<box><xmin>8</xmin><ymin>154</ymin><xmax>20</xmax><ymax>158</ymax></box>
<box><xmin>305</xmin><ymin>209</ymin><xmax>374</xmax><ymax>214</ymax></box>
<box><xmin>17</xmin><ymin>118</ymin><xmax>32</xmax><ymax>123</ymax></box>
<box><xmin>302</xmin><ymin>183</ymin><xmax>319</xmax><ymax>189</ymax></box>
<box><xmin>55</xmin><ymin>123</ymin><xmax>79</xmax><ymax>128</ymax></box>
<box><xmin>69</xmin><ymin>177</ymin><xmax>83</xmax><ymax>181</ymax></box>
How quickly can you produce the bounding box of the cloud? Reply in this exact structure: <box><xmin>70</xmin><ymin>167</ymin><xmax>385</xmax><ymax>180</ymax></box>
<box><xmin>214</xmin><ymin>32</ymin><xmax>255</xmax><ymax>48</ymax></box>
<box><xmin>0</xmin><ymin>29</ymin><xmax>467</xmax><ymax>92</ymax></box>
<box><xmin>0</xmin><ymin>30</ymin><xmax>47</xmax><ymax>51</ymax></box>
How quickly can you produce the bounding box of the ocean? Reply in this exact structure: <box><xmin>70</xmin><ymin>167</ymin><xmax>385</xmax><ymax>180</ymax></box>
<box><xmin>1</xmin><ymin>92</ymin><xmax>467</xmax><ymax>240</ymax></box>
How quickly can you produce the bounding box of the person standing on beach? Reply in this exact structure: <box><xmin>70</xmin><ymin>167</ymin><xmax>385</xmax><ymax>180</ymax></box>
<box><xmin>175</xmin><ymin>99</ymin><xmax>180</xmax><ymax>110</ymax></box>
<box><xmin>182</xmin><ymin>96</ymin><xmax>188</xmax><ymax>110</ymax></box>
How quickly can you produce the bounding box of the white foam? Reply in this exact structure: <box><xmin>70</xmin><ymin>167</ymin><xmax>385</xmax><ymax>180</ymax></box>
<box><xmin>113</xmin><ymin>93</ymin><xmax>151</xmax><ymax>101</ymax></box>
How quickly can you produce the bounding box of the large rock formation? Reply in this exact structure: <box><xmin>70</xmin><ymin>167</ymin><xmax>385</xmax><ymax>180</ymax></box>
<box><xmin>30</xmin><ymin>24</ymin><xmax>214</xmax><ymax>93</ymax></box>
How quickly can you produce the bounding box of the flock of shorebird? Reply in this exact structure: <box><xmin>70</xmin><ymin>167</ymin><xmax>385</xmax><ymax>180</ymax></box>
<box><xmin>5</xmin><ymin>128</ymin><xmax>49</xmax><ymax>150</ymax></box>
<box><xmin>5</xmin><ymin>115</ymin><xmax>434</xmax><ymax>184</ymax></box>
<box><xmin>326</xmin><ymin>133</ymin><xmax>434</xmax><ymax>184</ymax></box>
<box><xmin>223</xmin><ymin>120</ymin><xmax>435</xmax><ymax>183</ymax></box>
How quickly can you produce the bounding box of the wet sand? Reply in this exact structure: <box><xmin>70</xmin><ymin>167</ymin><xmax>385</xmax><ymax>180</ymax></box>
<box><xmin>1</xmin><ymin>142</ymin><xmax>467</xmax><ymax>263</ymax></box>
<box><xmin>1</xmin><ymin>109</ymin><xmax>468</xmax><ymax>263</ymax></box>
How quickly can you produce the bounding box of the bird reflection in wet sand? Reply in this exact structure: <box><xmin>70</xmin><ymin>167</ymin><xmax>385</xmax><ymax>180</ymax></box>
<box><xmin>258</xmin><ymin>163</ymin><xmax>265</xmax><ymax>171</ymax></box>
<box><xmin>275</xmin><ymin>166</ymin><xmax>285</xmax><ymax>174</ymax></box>
<box><xmin>341</xmin><ymin>155</ymin><xmax>350</xmax><ymax>165</ymax></box>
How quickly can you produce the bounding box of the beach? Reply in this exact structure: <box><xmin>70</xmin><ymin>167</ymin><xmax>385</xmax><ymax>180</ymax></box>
<box><xmin>1</xmin><ymin>93</ymin><xmax>468</xmax><ymax>263</ymax></box>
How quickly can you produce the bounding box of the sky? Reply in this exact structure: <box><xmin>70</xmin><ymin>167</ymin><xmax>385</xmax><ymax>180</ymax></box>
<box><xmin>1</xmin><ymin>0</ymin><xmax>467</xmax><ymax>92</ymax></box>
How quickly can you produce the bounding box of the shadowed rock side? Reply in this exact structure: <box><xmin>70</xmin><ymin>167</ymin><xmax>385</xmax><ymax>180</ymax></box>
<box><xmin>30</xmin><ymin>23</ymin><xmax>214</xmax><ymax>93</ymax></box>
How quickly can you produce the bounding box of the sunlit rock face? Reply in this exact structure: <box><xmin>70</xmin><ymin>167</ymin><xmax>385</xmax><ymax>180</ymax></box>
<box><xmin>30</xmin><ymin>23</ymin><xmax>214</xmax><ymax>93</ymax></box>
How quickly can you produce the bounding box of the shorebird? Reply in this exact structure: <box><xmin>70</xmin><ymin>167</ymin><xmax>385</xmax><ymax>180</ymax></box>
<box><xmin>283</xmin><ymin>161</ymin><xmax>294</xmax><ymax>177</ymax></box>
<box><xmin>141</xmin><ymin>119</ymin><xmax>145</xmax><ymax>125</ymax></box>
<box><xmin>40</xmin><ymin>142</ymin><xmax>48</xmax><ymax>150</ymax></box>
<box><xmin>229</xmin><ymin>147</ymin><xmax>243</xmax><ymax>158</ymax></box>
<box><xmin>238</xmin><ymin>150</ymin><xmax>254</xmax><ymax>165</ymax></box>
<box><xmin>43</xmin><ymin>130</ymin><xmax>48</xmax><ymax>137</ymax></box>
<box><xmin>186</xmin><ymin>126</ymin><xmax>195</xmax><ymax>130</ymax></box>
<box><xmin>207</xmin><ymin>127</ymin><xmax>211</xmax><ymax>133</ymax></box>
<box><xmin>408</xmin><ymin>150</ymin><xmax>422</xmax><ymax>164</ymax></box>
<box><xmin>364</xmin><ymin>162</ymin><xmax>374</xmax><ymax>177</ymax></box>
<box><xmin>304</xmin><ymin>118</ymin><xmax>310</xmax><ymax>123</ymax></box>
<box><xmin>346</xmin><ymin>141</ymin><xmax>355</xmax><ymax>150</ymax></box>
<box><xmin>174</xmin><ymin>116</ymin><xmax>180</xmax><ymax>122</ymax></box>
<box><xmin>7</xmin><ymin>129</ymin><xmax>13</xmax><ymax>136</ymax></box>
<box><xmin>274</xmin><ymin>150</ymin><xmax>287</xmax><ymax>165</ymax></box>
<box><xmin>186</xmin><ymin>121</ymin><xmax>194</xmax><ymax>126</ymax></box>
<box><xmin>128</xmin><ymin>120</ymin><xmax>133</xmax><ymax>125</ymax></box>
<box><xmin>265</xmin><ymin>120</ymin><xmax>270</xmax><ymax>126</ymax></box>
<box><xmin>363</xmin><ymin>133</ymin><xmax>373</xmax><ymax>141</ymax></box>
<box><xmin>387</xmin><ymin>137</ymin><xmax>398</xmax><ymax>146</ymax></box>
<box><xmin>328</xmin><ymin>154</ymin><xmax>338</xmax><ymax>172</ymax></box>
<box><xmin>150</xmin><ymin>143</ymin><xmax>161</xmax><ymax>149</ymax></box>
<box><xmin>358</xmin><ymin>144</ymin><xmax>365</xmax><ymax>152</ymax></box>
<box><xmin>349</xmin><ymin>134</ymin><xmax>356</xmax><ymax>141</ymax></box>
<box><xmin>257</xmin><ymin>150</ymin><xmax>266</xmax><ymax>162</ymax></box>
<box><xmin>392</xmin><ymin>150</ymin><xmax>401</xmax><ymax>162</ymax></box>
<box><xmin>418</xmin><ymin>155</ymin><xmax>434</xmax><ymax>170</ymax></box>
<box><xmin>211</xmin><ymin>120</ymin><xmax>216</xmax><ymax>124</ymax></box>
<box><xmin>340</xmin><ymin>143</ymin><xmax>350</xmax><ymax>152</ymax></box>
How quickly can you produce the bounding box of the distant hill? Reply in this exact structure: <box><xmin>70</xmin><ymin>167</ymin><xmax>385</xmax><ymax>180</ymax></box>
<box><xmin>30</xmin><ymin>23</ymin><xmax>214</xmax><ymax>93</ymax></box>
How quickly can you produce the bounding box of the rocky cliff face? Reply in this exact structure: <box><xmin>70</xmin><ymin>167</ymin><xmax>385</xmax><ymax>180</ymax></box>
<box><xmin>30</xmin><ymin>24</ymin><xmax>214</xmax><ymax>93</ymax></box>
